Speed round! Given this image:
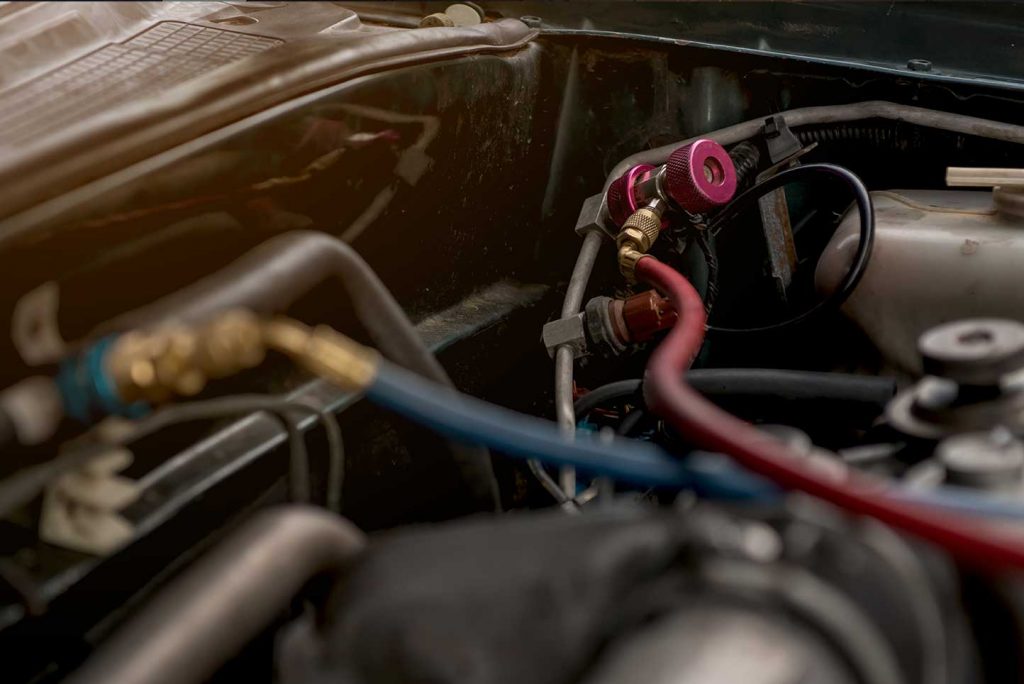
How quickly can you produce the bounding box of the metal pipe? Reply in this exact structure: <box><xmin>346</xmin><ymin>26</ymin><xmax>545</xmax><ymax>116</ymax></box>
<box><xmin>554</xmin><ymin>231</ymin><xmax>604</xmax><ymax>433</ymax></box>
<box><xmin>605</xmin><ymin>100</ymin><xmax>1024</xmax><ymax>191</ymax></box>
<box><xmin>66</xmin><ymin>506</ymin><xmax>365</xmax><ymax>684</ymax></box>
<box><xmin>550</xmin><ymin>230</ymin><xmax>603</xmax><ymax>501</ymax></box>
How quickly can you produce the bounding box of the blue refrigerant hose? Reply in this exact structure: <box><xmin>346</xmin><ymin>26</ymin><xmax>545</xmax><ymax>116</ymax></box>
<box><xmin>54</xmin><ymin>327</ymin><xmax>1024</xmax><ymax>522</ymax></box>
<box><xmin>365</xmin><ymin>359</ymin><xmax>692</xmax><ymax>489</ymax></box>
<box><xmin>366</xmin><ymin>358</ymin><xmax>1024</xmax><ymax>521</ymax></box>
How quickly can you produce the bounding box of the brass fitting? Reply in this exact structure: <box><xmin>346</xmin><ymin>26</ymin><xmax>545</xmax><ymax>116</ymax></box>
<box><xmin>617</xmin><ymin>244</ymin><xmax>646</xmax><ymax>283</ymax></box>
<box><xmin>106</xmin><ymin>310</ymin><xmax>379</xmax><ymax>407</ymax></box>
<box><xmin>261</xmin><ymin>318</ymin><xmax>380</xmax><ymax>392</ymax></box>
<box><xmin>615</xmin><ymin>201</ymin><xmax>665</xmax><ymax>281</ymax></box>
<box><xmin>616</xmin><ymin>206</ymin><xmax>662</xmax><ymax>254</ymax></box>
<box><xmin>107</xmin><ymin>310</ymin><xmax>266</xmax><ymax>405</ymax></box>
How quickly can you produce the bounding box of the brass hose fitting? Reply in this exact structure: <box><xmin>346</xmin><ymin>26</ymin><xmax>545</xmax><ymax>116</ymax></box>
<box><xmin>617</xmin><ymin>244</ymin><xmax>647</xmax><ymax>284</ymax></box>
<box><xmin>616</xmin><ymin>199</ymin><xmax>666</xmax><ymax>281</ymax></box>
<box><xmin>261</xmin><ymin>318</ymin><xmax>380</xmax><ymax>393</ymax></box>
<box><xmin>107</xmin><ymin>310</ymin><xmax>267</xmax><ymax>405</ymax></box>
<box><xmin>106</xmin><ymin>310</ymin><xmax>379</xmax><ymax>407</ymax></box>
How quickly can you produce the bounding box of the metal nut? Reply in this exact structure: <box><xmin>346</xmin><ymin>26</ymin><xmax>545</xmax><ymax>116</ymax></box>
<box><xmin>617</xmin><ymin>208</ymin><xmax>661</xmax><ymax>253</ymax></box>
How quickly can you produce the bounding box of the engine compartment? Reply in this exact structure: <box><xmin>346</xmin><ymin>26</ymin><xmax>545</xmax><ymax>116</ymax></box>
<box><xmin>4</xmin><ymin>3</ymin><xmax>1024</xmax><ymax>682</ymax></box>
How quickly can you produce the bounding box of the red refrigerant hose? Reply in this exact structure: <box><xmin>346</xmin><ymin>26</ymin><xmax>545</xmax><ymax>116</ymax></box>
<box><xmin>636</xmin><ymin>255</ymin><xmax>1024</xmax><ymax>573</ymax></box>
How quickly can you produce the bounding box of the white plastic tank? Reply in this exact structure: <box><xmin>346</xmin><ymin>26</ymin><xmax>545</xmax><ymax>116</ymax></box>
<box><xmin>815</xmin><ymin>188</ymin><xmax>1024</xmax><ymax>373</ymax></box>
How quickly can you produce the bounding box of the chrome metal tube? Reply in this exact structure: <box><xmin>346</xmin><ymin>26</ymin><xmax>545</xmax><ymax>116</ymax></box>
<box><xmin>550</xmin><ymin>230</ymin><xmax>604</xmax><ymax>502</ymax></box>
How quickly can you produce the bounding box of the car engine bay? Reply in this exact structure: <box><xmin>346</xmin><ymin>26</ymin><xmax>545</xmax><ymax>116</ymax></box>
<box><xmin>4</xmin><ymin>2</ymin><xmax>1024</xmax><ymax>683</ymax></box>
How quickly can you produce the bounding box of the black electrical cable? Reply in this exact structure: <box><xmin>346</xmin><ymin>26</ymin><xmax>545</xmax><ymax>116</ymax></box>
<box><xmin>704</xmin><ymin>163</ymin><xmax>874</xmax><ymax>334</ymax></box>
<box><xmin>692</xmin><ymin>230</ymin><xmax>720</xmax><ymax>316</ymax></box>
<box><xmin>283</xmin><ymin>397</ymin><xmax>346</xmax><ymax>513</ymax></box>
<box><xmin>573</xmin><ymin>370</ymin><xmax>897</xmax><ymax>420</ymax></box>
<box><xmin>573</xmin><ymin>379</ymin><xmax>644</xmax><ymax>418</ymax></box>
<box><xmin>616</xmin><ymin>409</ymin><xmax>647</xmax><ymax>437</ymax></box>
<box><xmin>0</xmin><ymin>396</ymin><xmax>345</xmax><ymax>521</ymax></box>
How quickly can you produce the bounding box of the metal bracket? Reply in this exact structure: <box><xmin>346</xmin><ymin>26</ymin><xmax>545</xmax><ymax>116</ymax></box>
<box><xmin>757</xmin><ymin>116</ymin><xmax>818</xmax><ymax>300</ymax></box>
<box><xmin>764</xmin><ymin>115</ymin><xmax>802</xmax><ymax>164</ymax></box>
<box><xmin>574</xmin><ymin>193</ymin><xmax>616</xmax><ymax>238</ymax></box>
<box><xmin>542</xmin><ymin>314</ymin><xmax>587</xmax><ymax>359</ymax></box>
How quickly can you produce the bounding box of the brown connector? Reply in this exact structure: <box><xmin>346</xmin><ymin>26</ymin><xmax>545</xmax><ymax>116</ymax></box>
<box><xmin>622</xmin><ymin>290</ymin><xmax>678</xmax><ymax>343</ymax></box>
<box><xmin>585</xmin><ymin>289</ymin><xmax>678</xmax><ymax>355</ymax></box>
<box><xmin>616</xmin><ymin>199</ymin><xmax>666</xmax><ymax>282</ymax></box>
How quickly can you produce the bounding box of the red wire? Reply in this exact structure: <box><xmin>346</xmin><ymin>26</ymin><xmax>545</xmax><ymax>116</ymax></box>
<box><xmin>636</xmin><ymin>255</ymin><xmax>1024</xmax><ymax>573</ymax></box>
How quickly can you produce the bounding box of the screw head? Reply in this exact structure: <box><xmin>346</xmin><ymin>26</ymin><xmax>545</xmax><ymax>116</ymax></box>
<box><xmin>907</xmin><ymin>58</ymin><xmax>932</xmax><ymax>72</ymax></box>
<box><xmin>520</xmin><ymin>15</ymin><xmax>542</xmax><ymax>28</ymax></box>
<box><xmin>919</xmin><ymin>319</ymin><xmax>1024</xmax><ymax>386</ymax></box>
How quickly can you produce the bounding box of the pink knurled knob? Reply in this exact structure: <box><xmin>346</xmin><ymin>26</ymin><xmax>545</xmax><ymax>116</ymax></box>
<box><xmin>606</xmin><ymin>164</ymin><xmax>655</xmax><ymax>227</ymax></box>
<box><xmin>664</xmin><ymin>139</ymin><xmax>736</xmax><ymax>213</ymax></box>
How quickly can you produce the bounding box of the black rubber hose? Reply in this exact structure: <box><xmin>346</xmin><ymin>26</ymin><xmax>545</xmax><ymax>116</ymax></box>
<box><xmin>94</xmin><ymin>231</ymin><xmax>502</xmax><ymax>512</ymax></box>
<box><xmin>573</xmin><ymin>370</ymin><xmax>896</xmax><ymax>420</ymax></box>
<box><xmin>706</xmin><ymin>163</ymin><xmax>874</xmax><ymax>334</ymax></box>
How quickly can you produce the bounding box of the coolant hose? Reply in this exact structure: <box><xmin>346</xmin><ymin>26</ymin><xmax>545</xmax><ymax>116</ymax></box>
<box><xmin>636</xmin><ymin>255</ymin><xmax>1024</xmax><ymax>573</ymax></box>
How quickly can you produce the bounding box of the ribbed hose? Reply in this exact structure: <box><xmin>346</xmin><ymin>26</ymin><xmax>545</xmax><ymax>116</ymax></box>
<box><xmin>795</xmin><ymin>123</ymin><xmax>923</xmax><ymax>151</ymax></box>
<box><xmin>728</xmin><ymin>141</ymin><xmax>761</xmax><ymax>189</ymax></box>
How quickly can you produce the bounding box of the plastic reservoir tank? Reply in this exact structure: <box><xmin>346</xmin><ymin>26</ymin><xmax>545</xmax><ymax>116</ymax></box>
<box><xmin>815</xmin><ymin>188</ymin><xmax>1024</xmax><ymax>373</ymax></box>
